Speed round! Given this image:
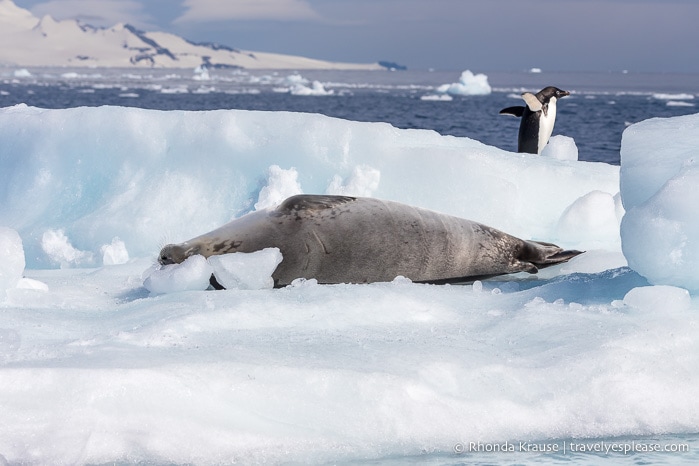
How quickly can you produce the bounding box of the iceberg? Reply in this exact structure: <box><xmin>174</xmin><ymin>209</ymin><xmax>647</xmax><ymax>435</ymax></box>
<box><xmin>0</xmin><ymin>104</ymin><xmax>698</xmax><ymax>465</ymax></box>
<box><xmin>620</xmin><ymin>113</ymin><xmax>699</xmax><ymax>292</ymax></box>
<box><xmin>0</xmin><ymin>227</ymin><xmax>24</xmax><ymax>294</ymax></box>
<box><xmin>0</xmin><ymin>104</ymin><xmax>618</xmax><ymax>268</ymax></box>
<box><xmin>436</xmin><ymin>70</ymin><xmax>492</xmax><ymax>96</ymax></box>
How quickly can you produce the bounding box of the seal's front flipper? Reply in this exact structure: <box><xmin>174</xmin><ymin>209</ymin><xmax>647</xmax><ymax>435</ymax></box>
<box><xmin>499</xmin><ymin>106</ymin><xmax>525</xmax><ymax>117</ymax></box>
<box><xmin>209</xmin><ymin>274</ymin><xmax>225</xmax><ymax>290</ymax></box>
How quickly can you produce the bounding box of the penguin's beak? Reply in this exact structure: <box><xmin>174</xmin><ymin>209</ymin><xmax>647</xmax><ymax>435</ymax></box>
<box><xmin>560</xmin><ymin>90</ymin><xmax>571</xmax><ymax>97</ymax></box>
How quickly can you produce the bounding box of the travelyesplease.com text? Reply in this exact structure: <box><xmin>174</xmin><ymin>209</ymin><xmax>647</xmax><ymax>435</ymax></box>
<box><xmin>453</xmin><ymin>440</ymin><xmax>690</xmax><ymax>455</ymax></box>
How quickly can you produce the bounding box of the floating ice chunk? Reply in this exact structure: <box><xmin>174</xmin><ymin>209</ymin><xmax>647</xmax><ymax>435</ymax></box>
<box><xmin>41</xmin><ymin>229</ymin><xmax>94</xmax><ymax>267</ymax></box>
<box><xmin>0</xmin><ymin>227</ymin><xmax>24</xmax><ymax>294</ymax></box>
<box><xmin>529</xmin><ymin>67</ymin><xmax>543</xmax><ymax>73</ymax></box>
<box><xmin>666</xmin><ymin>101</ymin><xmax>695</xmax><ymax>107</ymax></box>
<box><xmin>436</xmin><ymin>70</ymin><xmax>491</xmax><ymax>96</ymax></box>
<box><xmin>290</xmin><ymin>81</ymin><xmax>334</xmax><ymax>96</ymax></box>
<box><xmin>557</xmin><ymin>190</ymin><xmax>620</xmax><ymax>246</ymax></box>
<box><xmin>652</xmin><ymin>93</ymin><xmax>694</xmax><ymax>100</ymax></box>
<box><xmin>620</xmin><ymin>113</ymin><xmax>699</xmax><ymax>292</ymax></box>
<box><xmin>420</xmin><ymin>94</ymin><xmax>453</xmax><ymax>101</ymax></box>
<box><xmin>192</xmin><ymin>86</ymin><xmax>215</xmax><ymax>94</ymax></box>
<box><xmin>160</xmin><ymin>86</ymin><xmax>188</xmax><ymax>94</ymax></box>
<box><xmin>192</xmin><ymin>65</ymin><xmax>210</xmax><ymax>81</ymax></box>
<box><xmin>101</xmin><ymin>237</ymin><xmax>129</xmax><ymax>265</ymax></box>
<box><xmin>208</xmin><ymin>248</ymin><xmax>283</xmax><ymax>290</ymax></box>
<box><xmin>541</xmin><ymin>135</ymin><xmax>578</xmax><ymax>161</ymax></box>
<box><xmin>623</xmin><ymin>285</ymin><xmax>691</xmax><ymax>313</ymax></box>
<box><xmin>254</xmin><ymin>165</ymin><xmax>303</xmax><ymax>210</ymax></box>
<box><xmin>13</xmin><ymin>68</ymin><xmax>32</xmax><ymax>78</ymax></box>
<box><xmin>284</xmin><ymin>74</ymin><xmax>309</xmax><ymax>85</ymax></box>
<box><xmin>143</xmin><ymin>255</ymin><xmax>213</xmax><ymax>294</ymax></box>
<box><xmin>326</xmin><ymin>164</ymin><xmax>380</xmax><ymax>197</ymax></box>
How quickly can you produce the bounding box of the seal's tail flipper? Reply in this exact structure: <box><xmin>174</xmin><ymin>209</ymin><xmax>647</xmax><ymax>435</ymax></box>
<box><xmin>514</xmin><ymin>241</ymin><xmax>584</xmax><ymax>273</ymax></box>
<box><xmin>538</xmin><ymin>248</ymin><xmax>585</xmax><ymax>266</ymax></box>
<box><xmin>499</xmin><ymin>106</ymin><xmax>525</xmax><ymax>117</ymax></box>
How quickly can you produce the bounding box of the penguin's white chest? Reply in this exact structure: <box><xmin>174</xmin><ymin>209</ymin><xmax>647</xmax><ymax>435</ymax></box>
<box><xmin>537</xmin><ymin>97</ymin><xmax>557</xmax><ymax>153</ymax></box>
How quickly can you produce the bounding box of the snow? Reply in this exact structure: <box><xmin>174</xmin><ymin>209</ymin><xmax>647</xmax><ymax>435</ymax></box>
<box><xmin>541</xmin><ymin>134</ymin><xmax>578</xmax><ymax>161</ymax></box>
<box><xmin>100</xmin><ymin>237</ymin><xmax>130</xmax><ymax>265</ymax></box>
<box><xmin>0</xmin><ymin>0</ymin><xmax>382</xmax><ymax>70</ymax></box>
<box><xmin>1</xmin><ymin>103</ymin><xmax>698</xmax><ymax>464</ymax></box>
<box><xmin>620</xmin><ymin>113</ymin><xmax>699</xmax><ymax>292</ymax></box>
<box><xmin>0</xmin><ymin>227</ymin><xmax>24</xmax><ymax>294</ymax></box>
<box><xmin>41</xmin><ymin>228</ymin><xmax>94</xmax><ymax>267</ymax></box>
<box><xmin>623</xmin><ymin>285</ymin><xmax>691</xmax><ymax>313</ymax></box>
<box><xmin>556</xmin><ymin>190</ymin><xmax>623</xmax><ymax>249</ymax></box>
<box><xmin>253</xmin><ymin>165</ymin><xmax>303</xmax><ymax>210</ymax></box>
<box><xmin>436</xmin><ymin>70</ymin><xmax>492</xmax><ymax>96</ymax></box>
<box><xmin>143</xmin><ymin>245</ymin><xmax>283</xmax><ymax>294</ymax></box>
<box><xmin>143</xmin><ymin>254</ymin><xmax>213</xmax><ymax>294</ymax></box>
<box><xmin>208</xmin><ymin>248</ymin><xmax>283</xmax><ymax>290</ymax></box>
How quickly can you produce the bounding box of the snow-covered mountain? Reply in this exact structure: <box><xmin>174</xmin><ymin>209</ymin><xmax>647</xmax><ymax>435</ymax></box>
<box><xmin>0</xmin><ymin>0</ymin><xmax>383</xmax><ymax>70</ymax></box>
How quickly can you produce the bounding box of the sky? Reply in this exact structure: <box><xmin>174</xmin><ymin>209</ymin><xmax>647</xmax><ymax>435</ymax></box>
<box><xmin>12</xmin><ymin>0</ymin><xmax>699</xmax><ymax>72</ymax></box>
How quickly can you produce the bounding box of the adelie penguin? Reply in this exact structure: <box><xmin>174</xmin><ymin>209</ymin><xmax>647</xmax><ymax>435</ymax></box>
<box><xmin>500</xmin><ymin>86</ymin><xmax>570</xmax><ymax>154</ymax></box>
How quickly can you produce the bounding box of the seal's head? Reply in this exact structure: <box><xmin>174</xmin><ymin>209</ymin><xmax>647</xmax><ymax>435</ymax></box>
<box><xmin>158</xmin><ymin>243</ymin><xmax>197</xmax><ymax>265</ymax></box>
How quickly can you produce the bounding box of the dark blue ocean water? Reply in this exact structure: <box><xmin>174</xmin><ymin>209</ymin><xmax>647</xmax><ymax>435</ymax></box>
<box><xmin>1</xmin><ymin>68</ymin><xmax>698</xmax><ymax>165</ymax></box>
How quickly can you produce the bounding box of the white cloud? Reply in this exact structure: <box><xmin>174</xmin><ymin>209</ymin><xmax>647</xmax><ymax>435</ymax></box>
<box><xmin>30</xmin><ymin>0</ymin><xmax>154</xmax><ymax>28</ymax></box>
<box><xmin>173</xmin><ymin>0</ymin><xmax>323</xmax><ymax>23</ymax></box>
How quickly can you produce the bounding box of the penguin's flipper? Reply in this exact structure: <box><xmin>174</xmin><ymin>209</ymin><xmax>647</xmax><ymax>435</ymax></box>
<box><xmin>499</xmin><ymin>106</ymin><xmax>525</xmax><ymax>117</ymax></box>
<box><xmin>522</xmin><ymin>92</ymin><xmax>542</xmax><ymax>112</ymax></box>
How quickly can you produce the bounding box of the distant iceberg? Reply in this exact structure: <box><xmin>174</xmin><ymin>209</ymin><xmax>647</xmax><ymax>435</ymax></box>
<box><xmin>420</xmin><ymin>94</ymin><xmax>453</xmax><ymax>101</ymax></box>
<box><xmin>289</xmin><ymin>80</ymin><xmax>334</xmax><ymax>96</ymax></box>
<box><xmin>436</xmin><ymin>70</ymin><xmax>492</xmax><ymax>96</ymax></box>
<box><xmin>652</xmin><ymin>93</ymin><xmax>694</xmax><ymax>100</ymax></box>
<box><xmin>13</xmin><ymin>68</ymin><xmax>31</xmax><ymax>78</ymax></box>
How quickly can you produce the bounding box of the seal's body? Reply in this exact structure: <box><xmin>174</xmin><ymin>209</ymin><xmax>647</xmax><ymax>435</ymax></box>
<box><xmin>500</xmin><ymin>86</ymin><xmax>570</xmax><ymax>154</ymax></box>
<box><xmin>159</xmin><ymin>195</ymin><xmax>582</xmax><ymax>287</ymax></box>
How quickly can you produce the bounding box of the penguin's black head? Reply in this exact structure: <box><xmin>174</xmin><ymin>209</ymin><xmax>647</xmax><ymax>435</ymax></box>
<box><xmin>537</xmin><ymin>86</ymin><xmax>570</xmax><ymax>101</ymax></box>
